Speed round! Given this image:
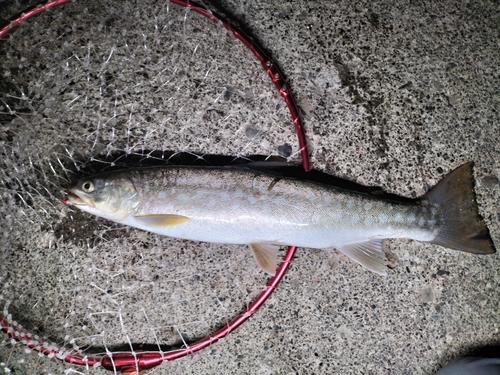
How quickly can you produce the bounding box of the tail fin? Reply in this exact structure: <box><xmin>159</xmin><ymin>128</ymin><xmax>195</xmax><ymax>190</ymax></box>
<box><xmin>425</xmin><ymin>163</ymin><xmax>496</xmax><ymax>254</ymax></box>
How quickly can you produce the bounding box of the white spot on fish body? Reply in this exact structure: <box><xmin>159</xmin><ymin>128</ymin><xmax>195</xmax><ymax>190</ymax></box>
<box><xmin>379</xmin><ymin>213</ymin><xmax>389</xmax><ymax>224</ymax></box>
<box><xmin>176</xmin><ymin>193</ymin><xmax>191</xmax><ymax>203</ymax></box>
<box><xmin>395</xmin><ymin>213</ymin><xmax>404</xmax><ymax>222</ymax></box>
<box><xmin>364</xmin><ymin>202</ymin><xmax>373</xmax><ymax>210</ymax></box>
<box><xmin>206</xmin><ymin>196</ymin><xmax>219</xmax><ymax>208</ymax></box>
<box><xmin>247</xmin><ymin>195</ymin><xmax>257</xmax><ymax>204</ymax></box>
<box><xmin>158</xmin><ymin>191</ymin><xmax>167</xmax><ymax>199</ymax></box>
<box><xmin>334</xmin><ymin>201</ymin><xmax>343</xmax><ymax>210</ymax></box>
<box><xmin>347</xmin><ymin>201</ymin><xmax>355</xmax><ymax>210</ymax></box>
<box><xmin>408</xmin><ymin>212</ymin><xmax>416</xmax><ymax>223</ymax></box>
<box><xmin>418</xmin><ymin>217</ymin><xmax>425</xmax><ymax>227</ymax></box>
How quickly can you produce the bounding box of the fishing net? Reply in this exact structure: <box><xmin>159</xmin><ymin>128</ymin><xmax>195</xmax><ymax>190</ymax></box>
<box><xmin>0</xmin><ymin>0</ymin><xmax>308</xmax><ymax>373</ymax></box>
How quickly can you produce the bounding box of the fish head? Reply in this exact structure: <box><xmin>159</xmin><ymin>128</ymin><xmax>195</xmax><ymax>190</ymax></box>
<box><xmin>65</xmin><ymin>174</ymin><xmax>139</xmax><ymax>220</ymax></box>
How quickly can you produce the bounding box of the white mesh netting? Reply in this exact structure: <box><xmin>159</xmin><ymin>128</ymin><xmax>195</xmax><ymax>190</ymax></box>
<box><xmin>0</xmin><ymin>1</ymin><xmax>301</xmax><ymax>373</ymax></box>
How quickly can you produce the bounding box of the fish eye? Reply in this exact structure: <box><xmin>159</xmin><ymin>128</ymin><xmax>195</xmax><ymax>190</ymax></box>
<box><xmin>81</xmin><ymin>180</ymin><xmax>95</xmax><ymax>193</ymax></box>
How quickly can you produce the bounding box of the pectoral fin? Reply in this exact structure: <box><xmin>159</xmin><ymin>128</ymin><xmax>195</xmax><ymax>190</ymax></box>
<box><xmin>338</xmin><ymin>239</ymin><xmax>388</xmax><ymax>276</ymax></box>
<box><xmin>249</xmin><ymin>243</ymin><xmax>280</xmax><ymax>275</ymax></box>
<box><xmin>134</xmin><ymin>214</ymin><xmax>190</xmax><ymax>227</ymax></box>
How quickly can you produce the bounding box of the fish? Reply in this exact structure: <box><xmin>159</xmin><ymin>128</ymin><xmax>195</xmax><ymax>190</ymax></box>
<box><xmin>64</xmin><ymin>162</ymin><xmax>496</xmax><ymax>276</ymax></box>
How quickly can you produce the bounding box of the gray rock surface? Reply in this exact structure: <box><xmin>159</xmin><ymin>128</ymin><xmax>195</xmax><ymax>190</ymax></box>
<box><xmin>0</xmin><ymin>1</ymin><xmax>498</xmax><ymax>374</ymax></box>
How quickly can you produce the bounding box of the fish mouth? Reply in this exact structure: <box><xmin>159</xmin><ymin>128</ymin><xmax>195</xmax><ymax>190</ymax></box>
<box><xmin>64</xmin><ymin>192</ymin><xmax>94</xmax><ymax>207</ymax></box>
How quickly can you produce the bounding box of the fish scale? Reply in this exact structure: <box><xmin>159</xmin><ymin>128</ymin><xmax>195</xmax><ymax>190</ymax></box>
<box><xmin>130</xmin><ymin>167</ymin><xmax>437</xmax><ymax>243</ymax></box>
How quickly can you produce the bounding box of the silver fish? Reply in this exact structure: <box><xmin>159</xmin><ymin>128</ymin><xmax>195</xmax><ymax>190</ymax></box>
<box><xmin>64</xmin><ymin>162</ymin><xmax>496</xmax><ymax>275</ymax></box>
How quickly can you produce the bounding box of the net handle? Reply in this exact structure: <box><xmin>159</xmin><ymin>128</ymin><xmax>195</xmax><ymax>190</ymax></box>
<box><xmin>0</xmin><ymin>0</ymin><xmax>311</xmax><ymax>373</ymax></box>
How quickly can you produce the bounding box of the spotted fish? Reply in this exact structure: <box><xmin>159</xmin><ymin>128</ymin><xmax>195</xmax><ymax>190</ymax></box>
<box><xmin>64</xmin><ymin>162</ymin><xmax>496</xmax><ymax>275</ymax></box>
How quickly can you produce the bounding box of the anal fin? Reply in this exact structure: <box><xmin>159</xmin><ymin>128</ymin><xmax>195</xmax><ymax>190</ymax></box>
<box><xmin>338</xmin><ymin>239</ymin><xmax>388</xmax><ymax>276</ymax></box>
<box><xmin>249</xmin><ymin>243</ymin><xmax>280</xmax><ymax>275</ymax></box>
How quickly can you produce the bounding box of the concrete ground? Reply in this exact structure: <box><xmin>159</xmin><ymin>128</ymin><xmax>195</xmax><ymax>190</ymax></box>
<box><xmin>0</xmin><ymin>0</ymin><xmax>499</xmax><ymax>374</ymax></box>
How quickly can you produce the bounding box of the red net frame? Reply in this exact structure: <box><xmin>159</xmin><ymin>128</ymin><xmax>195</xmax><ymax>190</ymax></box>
<box><xmin>0</xmin><ymin>0</ymin><xmax>310</xmax><ymax>373</ymax></box>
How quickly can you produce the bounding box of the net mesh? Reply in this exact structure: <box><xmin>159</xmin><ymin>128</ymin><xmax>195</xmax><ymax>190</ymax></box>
<box><xmin>0</xmin><ymin>0</ymin><xmax>302</xmax><ymax>373</ymax></box>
